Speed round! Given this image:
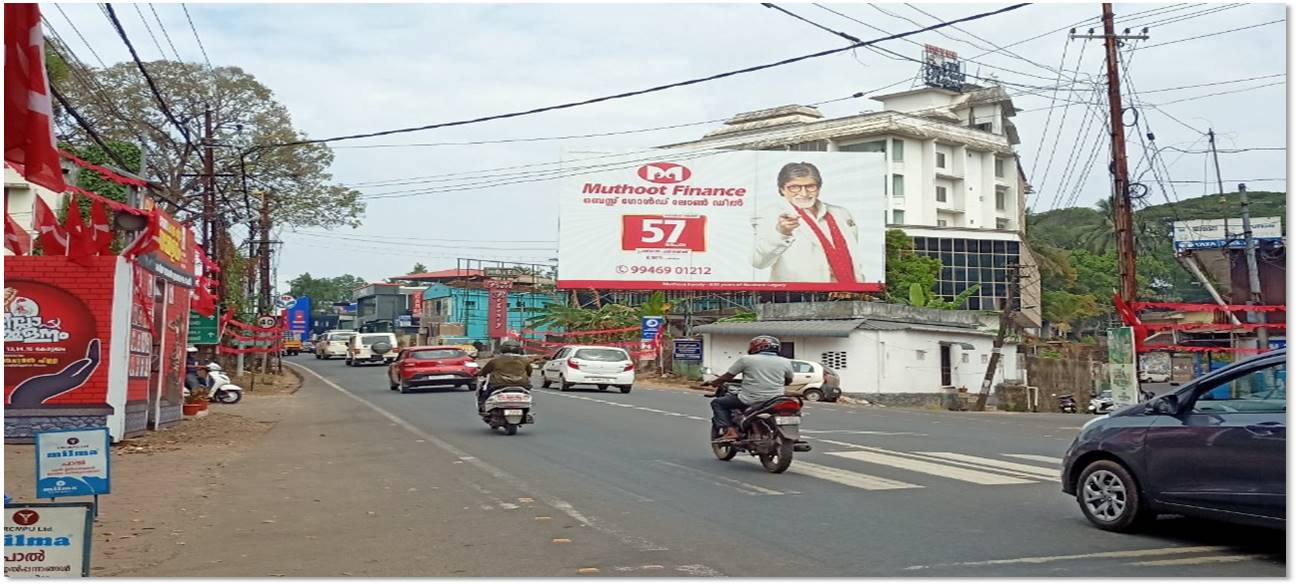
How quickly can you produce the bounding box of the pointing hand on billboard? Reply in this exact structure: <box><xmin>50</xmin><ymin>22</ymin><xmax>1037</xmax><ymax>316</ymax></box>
<box><xmin>776</xmin><ymin>212</ymin><xmax>801</xmax><ymax>237</ymax></box>
<box><xmin>9</xmin><ymin>339</ymin><xmax>102</xmax><ymax>408</ymax></box>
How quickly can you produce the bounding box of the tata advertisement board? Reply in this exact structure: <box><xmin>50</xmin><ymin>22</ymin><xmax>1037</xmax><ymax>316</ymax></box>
<box><xmin>1172</xmin><ymin>217</ymin><xmax>1284</xmax><ymax>252</ymax></box>
<box><xmin>557</xmin><ymin>150</ymin><xmax>886</xmax><ymax>292</ymax></box>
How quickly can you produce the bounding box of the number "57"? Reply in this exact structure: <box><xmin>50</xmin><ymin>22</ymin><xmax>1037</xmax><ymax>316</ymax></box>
<box><xmin>621</xmin><ymin>215</ymin><xmax>706</xmax><ymax>251</ymax></box>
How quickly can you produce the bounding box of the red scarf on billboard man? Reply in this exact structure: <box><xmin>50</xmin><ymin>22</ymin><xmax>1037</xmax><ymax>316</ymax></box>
<box><xmin>4</xmin><ymin>4</ymin><xmax>66</xmax><ymax>193</ymax></box>
<box><xmin>4</xmin><ymin>210</ymin><xmax>31</xmax><ymax>255</ymax></box>
<box><xmin>791</xmin><ymin>203</ymin><xmax>857</xmax><ymax>284</ymax></box>
<box><xmin>32</xmin><ymin>195</ymin><xmax>68</xmax><ymax>255</ymax></box>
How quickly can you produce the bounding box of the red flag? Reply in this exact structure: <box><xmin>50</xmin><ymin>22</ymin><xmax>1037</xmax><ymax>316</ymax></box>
<box><xmin>89</xmin><ymin>198</ymin><xmax>113</xmax><ymax>254</ymax></box>
<box><xmin>32</xmin><ymin>196</ymin><xmax>67</xmax><ymax>255</ymax></box>
<box><xmin>63</xmin><ymin>193</ymin><xmax>96</xmax><ymax>265</ymax></box>
<box><xmin>121</xmin><ymin>208</ymin><xmax>160</xmax><ymax>259</ymax></box>
<box><xmin>4</xmin><ymin>210</ymin><xmax>31</xmax><ymax>255</ymax></box>
<box><xmin>4</xmin><ymin>4</ymin><xmax>66</xmax><ymax>193</ymax></box>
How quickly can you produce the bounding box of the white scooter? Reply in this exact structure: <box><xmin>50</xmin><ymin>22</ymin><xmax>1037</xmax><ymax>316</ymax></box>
<box><xmin>477</xmin><ymin>375</ymin><xmax>533</xmax><ymax>436</ymax></box>
<box><xmin>184</xmin><ymin>362</ymin><xmax>243</xmax><ymax>404</ymax></box>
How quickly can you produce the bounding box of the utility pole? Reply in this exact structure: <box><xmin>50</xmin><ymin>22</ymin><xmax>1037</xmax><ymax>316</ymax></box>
<box><xmin>202</xmin><ymin>105</ymin><xmax>215</xmax><ymax>258</ymax></box>
<box><xmin>1238</xmin><ymin>184</ymin><xmax>1270</xmax><ymax>351</ymax></box>
<box><xmin>1071</xmin><ymin>5</ymin><xmax>1147</xmax><ymax>306</ymax></box>
<box><xmin>258</xmin><ymin>191</ymin><xmax>273</xmax><ymax>316</ymax></box>
<box><xmin>973</xmin><ymin>264</ymin><xmax>1023</xmax><ymax>412</ymax></box>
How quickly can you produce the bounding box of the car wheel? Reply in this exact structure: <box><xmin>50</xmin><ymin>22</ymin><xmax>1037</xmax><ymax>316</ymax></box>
<box><xmin>559</xmin><ymin>376</ymin><xmax>573</xmax><ymax>391</ymax></box>
<box><xmin>1076</xmin><ymin>459</ymin><xmax>1152</xmax><ymax>532</ymax></box>
<box><xmin>802</xmin><ymin>388</ymin><xmax>824</xmax><ymax>402</ymax></box>
<box><xmin>619</xmin><ymin>385</ymin><xmax>632</xmax><ymax>394</ymax></box>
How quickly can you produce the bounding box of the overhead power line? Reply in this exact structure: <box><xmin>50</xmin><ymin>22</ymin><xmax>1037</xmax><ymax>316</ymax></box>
<box><xmin>103</xmin><ymin>4</ymin><xmax>194</xmax><ymax>146</ymax></box>
<box><xmin>1164</xmin><ymin>146</ymin><xmax>1284</xmax><ymax>154</ymax></box>
<box><xmin>54</xmin><ymin>4</ymin><xmax>107</xmax><ymax>68</ymax></box>
<box><xmin>132</xmin><ymin>3</ymin><xmax>168</xmax><ymax>59</ymax></box>
<box><xmin>1140</xmin><ymin>81</ymin><xmax>1284</xmax><ymax>107</ymax></box>
<box><xmin>1135</xmin><ymin>19</ymin><xmax>1283</xmax><ymax>51</ymax></box>
<box><xmin>180</xmin><ymin>4</ymin><xmax>212</xmax><ymax>67</ymax></box>
<box><xmin>149</xmin><ymin>4</ymin><xmax>185</xmax><ymax>62</ymax></box>
<box><xmin>1139</xmin><ymin>73</ymin><xmax>1284</xmax><ymax>94</ymax></box>
<box><xmin>262</xmin><ymin>3</ymin><xmax>1030</xmax><ymax>149</ymax></box>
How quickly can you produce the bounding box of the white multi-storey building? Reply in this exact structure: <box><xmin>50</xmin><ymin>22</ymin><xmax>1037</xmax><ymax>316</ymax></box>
<box><xmin>666</xmin><ymin>84</ymin><xmax>1041</xmax><ymax>327</ymax></box>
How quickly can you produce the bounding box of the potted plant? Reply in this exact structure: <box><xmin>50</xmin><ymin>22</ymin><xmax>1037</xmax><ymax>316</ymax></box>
<box><xmin>183</xmin><ymin>387</ymin><xmax>209</xmax><ymax>416</ymax></box>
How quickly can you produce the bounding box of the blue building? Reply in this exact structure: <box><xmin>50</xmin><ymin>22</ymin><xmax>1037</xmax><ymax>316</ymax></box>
<box><xmin>420</xmin><ymin>283</ymin><xmax>563</xmax><ymax>345</ymax></box>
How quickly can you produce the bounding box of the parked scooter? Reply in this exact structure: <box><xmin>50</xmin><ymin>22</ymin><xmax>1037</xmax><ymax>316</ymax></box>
<box><xmin>1055</xmin><ymin>393</ymin><xmax>1078</xmax><ymax>414</ymax></box>
<box><xmin>184</xmin><ymin>362</ymin><xmax>243</xmax><ymax>404</ymax></box>
<box><xmin>477</xmin><ymin>376</ymin><xmax>534</xmax><ymax>435</ymax></box>
<box><xmin>1086</xmin><ymin>392</ymin><xmax>1115</xmax><ymax>415</ymax></box>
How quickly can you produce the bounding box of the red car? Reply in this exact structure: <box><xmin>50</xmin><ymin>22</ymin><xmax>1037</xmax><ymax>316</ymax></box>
<box><xmin>388</xmin><ymin>346</ymin><xmax>480</xmax><ymax>394</ymax></box>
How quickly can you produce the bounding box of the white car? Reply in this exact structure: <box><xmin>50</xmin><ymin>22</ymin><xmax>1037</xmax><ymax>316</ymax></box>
<box><xmin>314</xmin><ymin>330</ymin><xmax>354</xmax><ymax>360</ymax></box>
<box><xmin>345</xmin><ymin>332</ymin><xmax>399</xmax><ymax>366</ymax></box>
<box><xmin>539</xmin><ymin>346</ymin><xmax>635</xmax><ymax>393</ymax></box>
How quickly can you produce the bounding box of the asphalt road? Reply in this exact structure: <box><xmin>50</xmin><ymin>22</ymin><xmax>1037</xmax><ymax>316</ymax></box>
<box><xmin>289</xmin><ymin>355</ymin><xmax>1285</xmax><ymax>577</ymax></box>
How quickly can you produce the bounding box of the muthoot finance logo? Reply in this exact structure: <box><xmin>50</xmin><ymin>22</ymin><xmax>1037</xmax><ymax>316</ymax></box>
<box><xmin>637</xmin><ymin>163</ymin><xmax>691</xmax><ymax>184</ymax></box>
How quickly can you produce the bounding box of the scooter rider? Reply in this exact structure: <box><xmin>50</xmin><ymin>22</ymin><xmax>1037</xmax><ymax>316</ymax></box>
<box><xmin>703</xmin><ymin>335</ymin><xmax>794</xmax><ymax>443</ymax></box>
<box><xmin>476</xmin><ymin>339</ymin><xmax>533</xmax><ymax>412</ymax></box>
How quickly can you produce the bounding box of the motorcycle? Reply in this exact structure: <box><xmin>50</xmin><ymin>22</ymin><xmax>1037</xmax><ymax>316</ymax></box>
<box><xmin>1055</xmin><ymin>393</ymin><xmax>1077</xmax><ymax>414</ymax></box>
<box><xmin>478</xmin><ymin>376</ymin><xmax>534</xmax><ymax>436</ymax></box>
<box><xmin>707</xmin><ymin>382</ymin><xmax>811</xmax><ymax>474</ymax></box>
<box><xmin>1086</xmin><ymin>392</ymin><xmax>1115</xmax><ymax>415</ymax></box>
<box><xmin>183</xmin><ymin>362</ymin><xmax>243</xmax><ymax>404</ymax></box>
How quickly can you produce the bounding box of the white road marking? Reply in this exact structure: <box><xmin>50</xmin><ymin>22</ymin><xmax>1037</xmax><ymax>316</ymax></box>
<box><xmin>917</xmin><ymin>452</ymin><xmax>1060</xmax><ymax>481</ymax></box>
<box><xmin>803</xmin><ymin>430</ymin><xmax>928</xmax><ymax>437</ymax></box>
<box><xmin>289</xmin><ymin>363</ymin><xmax>678</xmax><ymax>554</ymax></box>
<box><xmin>778</xmin><ymin>460</ymin><xmax>921</xmax><ymax>491</ymax></box>
<box><xmin>652</xmin><ymin>460</ymin><xmax>788</xmax><ymax>496</ymax></box>
<box><xmin>1128</xmin><ymin>554</ymin><xmax>1271</xmax><ymax>567</ymax></box>
<box><xmin>1002</xmin><ymin>453</ymin><xmax>1062</xmax><ymax>465</ymax></box>
<box><xmin>827</xmin><ymin>451</ymin><xmax>1034</xmax><ymax>486</ymax></box>
<box><xmin>903</xmin><ymin>546</ymin><xmax>1234</xmax><ymax>570</ymax></box>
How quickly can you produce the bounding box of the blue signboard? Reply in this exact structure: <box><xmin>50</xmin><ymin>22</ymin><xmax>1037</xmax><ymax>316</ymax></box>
<box><xmin>672</xmin><ymin>339</ymin><xmax>703</xmax><ymax>361</ymax></box>
<box><xmin>641</xmin><ymin>316</ymin><xmax>664</xmax><ymax>341</ymax></box>
<box><xmin>35</xmin><ymin>429</ymin><xmax>111</xmax><ymax>499</ymax></box>
<box><xmin>285</xmin><ymin>296</ymin><xmax>312</xmax><ymax>342</ymax></box>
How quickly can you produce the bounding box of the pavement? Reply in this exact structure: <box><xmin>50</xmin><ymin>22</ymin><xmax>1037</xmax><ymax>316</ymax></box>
<box><xmin>267</xmin><ymin>355</ymin><xmax>1283</xmax><ymax>577</ymax></box>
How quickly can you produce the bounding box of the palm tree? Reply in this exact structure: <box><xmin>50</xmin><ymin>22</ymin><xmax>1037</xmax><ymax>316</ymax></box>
<box><xmin>1080</xmin><ymin>197</ymin><xmax>1117</xmax><ymax>255</ymax></box>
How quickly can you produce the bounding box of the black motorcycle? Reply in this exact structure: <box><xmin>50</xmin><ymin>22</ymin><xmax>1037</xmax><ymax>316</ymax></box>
<box><xmin>1055</xmin><ymin>393</ymin><xmax>1078</xmax><ymax>413</ymax></box>
<box><xmin>707</xmin><ymin>383</ymin><xmax>811</xmax><ymax>473</ymax></box>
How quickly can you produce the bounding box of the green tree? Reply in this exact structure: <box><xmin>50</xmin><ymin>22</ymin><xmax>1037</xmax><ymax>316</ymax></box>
<box><xmin>1041</xmin><ymin>290</ymin><xmax>1103</xmax><ymax>337</ymax></box>
<box><xmin>884</xmin><ymin>229</ymin><xmax>941</xmax><ymax>301</ymax></box>
<box><xmin>52</xmin><ymin>59</ymin><xmax>364</xmax><ymax>229</ymax></box>
<box><xmin>286</xmin><ymin>273</ymin><xmax>367</xmax><ymax>305</ymax></box>
<box><xmin>411</xmin><ymin>263</ymin><xmax>428</xmax><ymax>274</ymax></box>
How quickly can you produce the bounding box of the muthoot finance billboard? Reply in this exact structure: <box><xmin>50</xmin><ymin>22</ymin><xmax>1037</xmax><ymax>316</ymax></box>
<box><xmin>558</xmin><ymin>150</ymin><xmax>886</xmax><ymax>292</ymax></box>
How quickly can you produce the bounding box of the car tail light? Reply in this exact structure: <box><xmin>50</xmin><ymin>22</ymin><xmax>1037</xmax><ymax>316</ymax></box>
<box><xmin>771</xmin><ymin>399</ymin><xmax>801</xmax><ymax>415</ymax></box>
<box><xmin>622</xmin><ymin>363</ymin><xmax>635</xmax><ymax>372</ymax></box>
<box><xmin>568</xmin><ymin>358</ymin><xmax>581</xmax><ymax>370</ymax></box>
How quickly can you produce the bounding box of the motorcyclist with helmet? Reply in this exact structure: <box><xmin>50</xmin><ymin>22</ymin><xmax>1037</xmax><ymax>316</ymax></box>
<box><xmin>476</xmin><ymin>339</ymin><xmax>533</xmax><ymax>412</ymax></box>
<box><xmin>703</xmin><ymin>335</ymin><xmax>794</xmax><ymax>443</ymax></box>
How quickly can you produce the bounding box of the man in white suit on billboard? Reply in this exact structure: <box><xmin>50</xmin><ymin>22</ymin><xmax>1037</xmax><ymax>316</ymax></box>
<box><xmin>752</xmin><ymin>161</ymin><xmax>865</xmax><ymax>284</ymax></box>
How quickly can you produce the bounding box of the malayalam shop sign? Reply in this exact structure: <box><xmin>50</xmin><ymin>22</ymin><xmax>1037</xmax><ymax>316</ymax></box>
<box><xmin>35</xmin><ymin>429</ymin><xmax>111</xmax><ymax>498</ymax></box>
<box><xmin>4</xmin><ymin>503</ymin><xmax>94</xmax><ymax>577</ymax></box>
<box><xmin>558</xmin><ymin>150</ymin><xmax>886</xmax><ymax>292</ymax></box>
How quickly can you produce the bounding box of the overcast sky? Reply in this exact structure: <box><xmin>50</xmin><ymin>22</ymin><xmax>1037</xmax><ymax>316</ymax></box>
<box><xmin>49</xmin><ymin>2</ymin><xmax>1286</xmax><ymax>290</ymax></box>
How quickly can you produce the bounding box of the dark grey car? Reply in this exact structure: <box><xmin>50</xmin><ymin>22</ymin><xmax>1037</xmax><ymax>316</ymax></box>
<box><xmin>1062</xmin><ymin>349</ymin><xmax>1286</xmax><ymax>532</ymax></box>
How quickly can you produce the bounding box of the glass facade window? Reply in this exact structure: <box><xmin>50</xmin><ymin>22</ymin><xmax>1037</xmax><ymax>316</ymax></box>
<box><xmin>936</xmin><ymin>152</ymin><xmax>946</xmax><ymax>168</ymax></box>
<box><xmin>892</xmin><ymin>174</ymin><xmax>905</xmax><ymax>197</ymax></box>
<box><xmin>892</xmin><ymin>139</ymin><xmax>904</xmax><ymax>162</ymax></box>
<box><xmin>936</xmin><ymin>186</ymin><xmax>947</xmax><ymax>202</ymax></box>
<box><xmin>911</xmin><ymin>236</ymin><xmax>1021</xmax><ymax>311</ymax></box>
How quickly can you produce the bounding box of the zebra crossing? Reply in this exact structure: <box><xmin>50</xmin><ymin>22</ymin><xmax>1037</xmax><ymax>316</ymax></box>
<box><xmin>536</xmin><ymin>388</ymin><xmax>1065</xmax><ymax>494</ymax></box>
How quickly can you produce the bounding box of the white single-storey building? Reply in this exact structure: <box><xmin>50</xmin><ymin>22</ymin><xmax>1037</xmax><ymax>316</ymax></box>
<box><xmin>692</xmin><ymin>302</ymin><xmax>1022</xmax><ymax>408</ymax></box>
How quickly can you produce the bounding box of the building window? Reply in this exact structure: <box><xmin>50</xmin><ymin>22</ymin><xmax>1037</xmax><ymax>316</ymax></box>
<box><xmin>936</xmin><ymin>152</ymin><xmax>946</xmax><ymax>169</ymax></box>
<box><xmin>911</xmin><ymin>236</ymin><xmax>1021</xmax><ymax>311</ymax></box>
<box><xmin>961</xmin><ymin>353</ymin><xmax>970</xmax><ymax>363</ymax></box>
<box><xmin>981</xmin><ymin>354</ymin><xmax>989</xmax><ymax>364</ymax></box>
<box><xmin>892</xmin><ymin>174</ymin><xmax>905</xmax><ymax>197</ymax></box>
<box><xmin>821</xmin><ymin>351</ymin><xmax>848</xmax><ymax>369</ymax></box>
<box><xmin>996</xmin><ymin>218</ymin><xmax>1011</xmax><ymax>230</ymax></box>
<box><xmin>915</xmin><ymin>350</ymin><xmax>926</xmax><ymax>361</ymax></box>
<box><xmin>891</xmin><ymin>139</ymin><xmax>904</xmax><ymax>162</ymax></box>
<box><xmin>788</xmin><ymin>140</ymin><xmax>828</xmax><ymax>152</ymax></box>
<box><xmin>892</xmin><ymin>210</ymin><xmax>905</xmax><ymax>225</ymax></box>
<box><xmin>994</xmin><ymin>158</ymin><xmax>1005</xmax><ymax>178</ymax></box>
<box><xmin>936</xmin><ymin>186</ymin><xmax>947</xmax><ymax>202</ymax></box>
<box><xmin>995</xmin><ymin>187</ymin><xmax>1007</xmax><ymax>211</ymax></box>
<box><xmin>937</xmin><ymin>219</ymin><xmax>948</xmax><ymax>227</ymax></box>
<box><xmin>839</xmin><ymin>140</ymin><xmax>885</xmax><ymax>153</ymax></box>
